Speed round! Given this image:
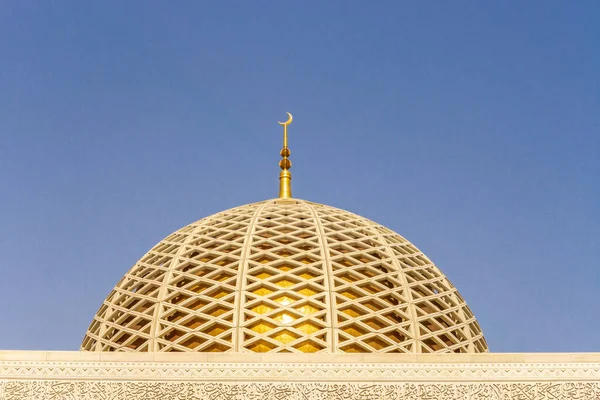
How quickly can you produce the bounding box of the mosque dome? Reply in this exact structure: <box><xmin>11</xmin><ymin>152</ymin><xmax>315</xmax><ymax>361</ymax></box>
<box><xmin>81</xmin><ymin>113</ymin><xmax>487</xmax><ymax>354</ymax></box>
<box><xmin>81</xmin><ymin>198</ymin><xmax>487</xmax><ymax>354</ymax></box>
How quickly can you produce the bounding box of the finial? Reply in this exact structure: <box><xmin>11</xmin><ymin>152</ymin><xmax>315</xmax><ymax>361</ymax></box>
<box><xmin>277</xmin><ymin>112</ymin><xmax>293</xmax><ymax>199</ymax></box>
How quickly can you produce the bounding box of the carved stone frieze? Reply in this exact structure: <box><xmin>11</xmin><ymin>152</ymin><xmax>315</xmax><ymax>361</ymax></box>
<box><xmin>1</xmin><ymin>353</ymin><xmax>599</xmax><ymax>400</ymax></box>
<box><xmin>1</xmin><ymin>360</ymin><xmax>600</xmax><ymax>381</ymax></box>
<box><xmin>1</xmin><ymin>381</ymin><xmax>600</xmax><ymax>400</ymax></box>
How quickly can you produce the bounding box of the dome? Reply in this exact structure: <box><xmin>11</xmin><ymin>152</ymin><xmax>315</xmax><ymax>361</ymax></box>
<box><xmin>82</xmin><ymin>198</ymin><xmax>487</xmax><ymax>354</ymax></box>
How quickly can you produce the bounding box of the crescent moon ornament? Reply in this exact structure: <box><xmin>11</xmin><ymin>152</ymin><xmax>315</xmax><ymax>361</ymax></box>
<box><xmin>278</xmin><ymin>112</ymin><xmax>293</xmax><ymax>127</ymax></box>
<box><xmin>277</xmin><ymin>112</ymin><xmax>293</xmax><ymax>199</ymax></box>
<box><xmin>277</xmin><ymin>112</ymin><xmax>293</xmax><ymax>149</ymax></box>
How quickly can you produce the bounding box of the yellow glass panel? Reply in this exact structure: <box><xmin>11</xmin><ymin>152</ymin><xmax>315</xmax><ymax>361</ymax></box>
<box><xmin>256</xmin><ymin>272</ymin><xmax>272</xmax><ymax>280</ymax></box>
<box><xmin>193</xmin><ymin>267</ymin><xmax>211</xmax><ymax>276</ymax></box>
<box><xmin>275</xmin><ymin>249</ymin><xmax>293</xmax><ymax>256</ymax></box>
<box><xmin>216</xmin><ymin>259</ymin><xmax>234</xmax><ymax>266</ymax></box>
<box><xmin>184</xmin><ymin>299</ymin><xmax>206</xmax><ymax>311</ymax></box>
<box><xmin>208</xmin><ymin>306</ymin><xmax>229</xmax><ymax>317</ymax></box>
<box><xmin>360</xmin><ymin>284</ymin><xmax>379</xmax><ymax>294</ymax></box>
<box><xmin>295</xmin><ymin>304</ymin><xmax>320</xmax><ymax>315</ymax></box>
<box><xmin>168</xmin><ymin>311</ymin><xmax>186</xmax><ymax>322</ymax></box>
<box><xmin>365</xmin><ymin>319</ymin><xmax>384</xmax><ymax>330</ymax></box>
<box><xmin>206</xmin><ymin>325</ymin><xmax>226</xmax><ymax>336</ymax></box>
<box><xmin>219</xmin><ymin>246</ymin><xmax>236</xmax><ymax>253</ymax></box>
<box><xmin>252</xmin><ymin>287</ymin><xmax>273</xmax><ymax>296</ymax></box>
<box><xmin>387</xmin><ymin>330</ymin><xmax>406</xmax><ymax>343</ymax></box>
<box><xmin>164</xmin><ymin>329</ymin><xmax>184</xmax><ymax>342</ymax></box>
<box><xmin>384</xmin><ymin>312</ymin><xmax>403</xmax><ymax>324</ymax></box>
<box><xmin>204</xmin><ymin>343</ymin><xmax>230</xmax><ymax>352</ymax></box>
<box><xmin>183</xmin><ymin>317</ymin><xmax>206</xmax><ymax>329</ymax></box>
<box><xmin>273</xmin><ymin>295</ymin><xmax>295</xmax><ymax>306</ymax></box>
<box><xmin>250</xmin><ymin>304</ymin><xmax>273</xmax><ymax>315</ymax></box>
<box><xmin>211</xmin><ymin>289</ymin><xmax>229</xmax><ymax>299</ymax></box>
<box><xmin>299</xmin><ymin>272</ymin><xmax>315</xmax><ymax>280</ymax></box>
<box><xmin>361</xmin><ymin>300</ymin><xmax>380</xmax><ymax>312</ymax></box>
<box><xmin>171</xmin><ymin>294</ymin><xmax>190</xmax><ymax>305</ymax></box>
<box><xmin>258</xmin><ymin>232</ymin><xmax>274</xmax><ymax>239</ymax></box>
<box><xmin>295</xmin><ymin>322</ymin><xmax>319</xmax><ymax>334</ymax></box>
<box><xmin>340</xmin><ymin>344</ymin><xmax>365</xmax><ymax>353</ymax></box>
<box><xmin>273</xmin><ymin>312</ymin><xmax>296</xmax><ymax>324</ymax></box>
<box><xmin>340</xmin><ymin>274</ymin><xmax>358</xmax><ymax>283</ymax></box>
<box><xmin>343</xmin><ymin>326</ymin><xmax>365</xmax><ymax>337</ymax></box>
<box><xmin>250</xmin><ymin>322</ymin><xmax>275</xmax><ymax>334</ymax></box>
<box><xmin>341</xmin><ymin>290</ymin><xmax>358</xmax><ymax>299</ymax></box>
<box><xmin>359</xmin><ymin>269</ymin><xmax>377</xmax><ymax>278</ymax></box>
<box><xmin>365</xmin><ymin>337</ymin><xmax>387</xmax><ymax>350</ymax></box>
<box><xmin>248</xmin><ymin>341</ymin><xmax>275</xmax><ymax>352</ymax></box>
<box><xmin>189</xmin><ymin>282</ymin><xmax>210</xmax><ymax>293</ymax></box>
<box><xmin>298</xmin><ymin>287</ymin><xmax>317</xmax><ymax>296</ymax></box>
<box><xmin>181</xmin><ymin>336</ymin><xmax>206</xmax><ymax>349</ymax></box>
<box><xmin>272</xmin><ymin>329</ymin><xmax>298</xmax><ymax>344</ymax></box>
<box><xmin>277</xmin><ymin>264</ymin><xmax>293</xmax><ymax>271</ymax></box>
<box><xmin>274</xmin><ymin>279</ymin><xmax>295</xmax><ymax>288</ymax></box>
<box><xmin>294</xmin><ymin>341</ymin><xmax>321</xmax><ymax>353</ymax></box>
<box><xmin>212</xmin><ymin>273</ymin><xmax>231</xmax><ymax>282</ymax></box>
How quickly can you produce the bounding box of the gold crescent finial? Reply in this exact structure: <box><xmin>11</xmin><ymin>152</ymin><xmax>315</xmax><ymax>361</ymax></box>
<box><xmin>278</xmin><ymin>112</ymin><xmax>293</xmax><ymax>199</ymax></box>
<box><xmin>277</xmin><ymin>112</ymin><xmax>293</xmax><ymax>149</ymax></box>
<box><xmin>278</xmin><ymin>112</ymin><xmax>293</xmax><ymax>126</ymax></box>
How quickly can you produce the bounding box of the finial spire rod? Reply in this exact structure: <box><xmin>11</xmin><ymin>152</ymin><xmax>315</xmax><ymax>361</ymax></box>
<box><xmin>277</xmin><ymin>112</ymin><xmax>293</xmax><ymax>199</ymax></box>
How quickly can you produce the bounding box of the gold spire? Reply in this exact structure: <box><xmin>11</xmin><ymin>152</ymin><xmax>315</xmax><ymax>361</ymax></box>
<box><xmin>277</xmin><ymin>112</ymin><xmax>293</xmax><ymax>199</ymax></box>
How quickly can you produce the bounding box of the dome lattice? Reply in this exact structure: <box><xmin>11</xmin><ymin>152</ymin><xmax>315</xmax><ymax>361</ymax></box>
<box><xmin>82</xmin><ymin>199</ymin><xmax>487</xmax><ymax>353</ymax></box>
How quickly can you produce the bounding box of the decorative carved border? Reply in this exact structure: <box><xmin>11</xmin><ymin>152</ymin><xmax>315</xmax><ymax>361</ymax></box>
<box><xmin>1</xmin><ymin>361</ymin><xmax>600</xmax><ymax>382</ymax></box>
<box><xmin>1</xmin><ymin>381</ymin><xmax>599</xmax><ymax>400</ymax></box>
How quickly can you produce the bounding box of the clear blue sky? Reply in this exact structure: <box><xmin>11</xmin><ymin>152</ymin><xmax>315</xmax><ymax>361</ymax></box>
<box><xmin>0</xmin><ymin>2</ymin><xmax>598</xmax><ymax>352</ymax></box>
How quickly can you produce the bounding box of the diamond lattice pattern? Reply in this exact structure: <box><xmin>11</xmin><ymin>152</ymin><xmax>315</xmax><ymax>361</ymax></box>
<box><xmin>82</xmin><ymin>199</ymin><xmax>488</xmax><ymax>353</ymax></box>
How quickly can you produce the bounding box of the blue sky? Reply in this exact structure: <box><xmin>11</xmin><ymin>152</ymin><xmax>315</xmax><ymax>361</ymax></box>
<box><xmin>0</xmin><ymin>2</ymin><xmax>598</xmax><ymax>352</ymax></box>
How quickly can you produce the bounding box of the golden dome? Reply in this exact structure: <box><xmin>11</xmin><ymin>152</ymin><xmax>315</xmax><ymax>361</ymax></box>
<box><xmin>82</xmin><ymin>198</ymin><xmax>487</xmax><ymax>353</ymax></box>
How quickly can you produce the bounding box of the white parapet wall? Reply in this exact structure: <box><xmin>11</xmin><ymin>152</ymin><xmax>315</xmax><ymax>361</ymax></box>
<box><xmin>1</xmin><ymin>351</ymin><xmax>599</xmax><ymax>399</ymax></box>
